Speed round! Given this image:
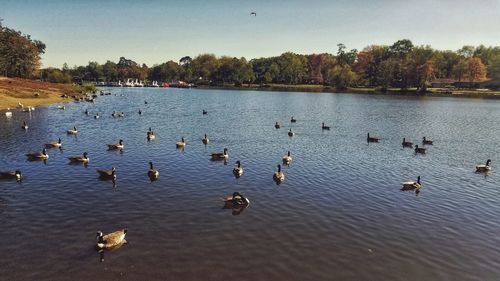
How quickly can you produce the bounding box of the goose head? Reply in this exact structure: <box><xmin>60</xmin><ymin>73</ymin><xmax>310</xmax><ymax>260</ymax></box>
<box><xmin>149</xmin><ymin>161</ymin><xmax>154</xmax><ymax>169</ymax></box>
<box><xmin>277</xmin><ymin>164</ymin><xmax>282</xmax><ymax>172</ymax></box>
<box><xmin>83</xmin><ymin>152</ymin><xmax>89</xmax><ymax>159</ymax></box>
<box><xmin>287</xmin><ymin>151</ymin><xmax>291</xmax><ymax>156</ymax></box>
<box><xmin>58</xmin><ymin>138</ymin><xmax>62</xmax><ymax>144</ymax></box>
<box><xmin>42</xmin><ymin>148</ymin><xmax>48</xmax><ymax>155</ymax></box>
<box><xmin>223</xmin><ymin>148</ymin><xmax>228</xmax><ymax>155</ymax></box>
<box><xmin>417</xmin><ymin>176</ymin><xmax>421</xmax><ymax>184</ymax></box>
<box><xmin>236</xmin><ymin>160</ymin><xmax>241</xmax><ymax>167</ymax></box>
<box><xmin>119</xmin><ymin>139</ymin><xmax>123</xmax><ymax>145</ymax></box>
<box><xmin>181</xmin><ymin>137</ymin><xmax>185</xmax><ymax>143</ymax></box>
<box><xmin>486</xmin><ymin>159</ymin><xmax>491</xmax><ymax>166</ymax></box>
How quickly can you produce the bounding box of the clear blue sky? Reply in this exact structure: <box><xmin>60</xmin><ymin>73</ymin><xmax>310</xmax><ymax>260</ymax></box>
<box><xmin>1</xmin><ymin>0</ymin><xmax>500</xmax><ymax>67</ymax></box>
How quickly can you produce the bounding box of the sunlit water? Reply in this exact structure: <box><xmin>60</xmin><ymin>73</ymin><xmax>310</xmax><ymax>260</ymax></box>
<box><xmin>0</xmin><ymin>88</ymin><xmax>499</xmax><ymax>281</ymax></box>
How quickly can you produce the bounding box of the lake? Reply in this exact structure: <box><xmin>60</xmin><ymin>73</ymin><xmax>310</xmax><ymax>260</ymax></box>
<box><xmin>0</xmin><ymin>88</ymin><xmax>499</xmax><ymax>281</ymax></box>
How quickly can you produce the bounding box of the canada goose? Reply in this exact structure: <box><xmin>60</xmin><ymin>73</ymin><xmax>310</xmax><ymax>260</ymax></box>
<box><xmin>147</xmin><ymin>127</ymin><xmax>155</xmax><ymax>140</ymax></box>
<box><xmin>290</xmin><ymin>116</ymin><xmax>296</xmax><ymax>123</ymax></box>
<box><xmin>26</xmin><ymin>148</ymin><xmax>49</xmax><ymax>160</ymax></box>
<box><xmin>476</xmin><ymin>159</ymin><xmax>492</xmax><ymax>172</ymax></box>
<box><xmin>211</xmin><ymin>148</ymin><xmax>229</xmax><ymax>160</ymax></box>
<box><xmin>401</xmin><ymin>176</ymin><xmax>422</xmax><ymax>190</ymax></box>
<box><xmin>97</xmin><ymin>167</ymin><xmax>116</xmax><ymax>180</ymax></box>
<box><xmin>414</xmin><ymin>145</ymin><xmax>426</xmax><ymax>154</ymax></box>
<box><xmin>322</xmin><ymin>122</ymin><xmax>330</xmax><ymax>130</ymax></box>
<box><xmin>148</xmin><ymin>161</ymin><xmax>159</xmax><ymax>180</ymax></box>
<box><xmin>282</xmin><ymin>151</ymin><xmax>293</xmax><ymax>164</ymax></box>
<box><xmin>107</xmin><ymin>140</ymin><xmax>124</xmax><ymax>150</ymax></box>
<box><xmin>21</xmin><ymin>121</ymin><xmax>28</xmax><ymax>130</ymax></box>
<box><xmin>45</xmin><ymin>138</ymin><xmax>62</xmax><ymax>148</ymax></box>
<box><xmin>176</xmin><ymin>137</ymin><xmax>186</xmax><ymax>148</ymax></box>
<box><xmin>68</xmin><ymin>152</ymin><xmax>89</xmax><ymax>163</ymax></box>
<box><xmin>202</xmin><ymin>134</ymin><xmax>209</xmax><ymax>145</ymax></box>
<box><xmin>5</xmin><ymin>108</ymin><xmax>12</xmax><ymax>117</ymax></box>
<box><xmin>67</xmin><ymin>126</ymin><xmax>78</xmax><ymax>135</ymax></box>
<box><xmin>402</xmin><ymin>138</ymin><xmax>413</xmax><ymax>148</ymax></box>
<box><xmin>422</xmin><ymin>137</ymin><xmax>433</xmax><ymax>145</ymax></box>
<box><xmin>367</xmin><ymin>133</ymin><xmax>379</xmax><ymax>143</ymax></box>
<box><xmin>275</xmin><ymin>122</ymin><xmax>280</xmax><ymax>129</ymax></box>
<box><xmin>96</xmin><ymin>229</ymin><xmax>127</xmax><ymax>249</ymax></box>
<box><xmin>223</xmin><ymin>192</ymin><xmax>250</xmax><ymax>206</ymax></box>
<box><xmin>203</xmin><ymin>110</ymin><xmax>208</xmax><ymax>115</ymax></box>
<box><xmin>57</xmin><ymin>105</ymin><xmax>65</xmax><ymax>110</ymax></box>
<box><xmin>94</xmin><ymin>113</ymin><xmax>100</xmax><ymax>119</ymax></box>
<box><xmin>233</xmin><ymin>161</ymin><xmax>243</xmax><ymax>178</ymax></box>
<box><xmin>273</xmin><ymin>164</ymin><xmax>285</xmax><ymax>183</ymax></box>
<box><xmin>288</xmin><ymin>129</ymin><xmax>294</xmax><ymax>137</ymax></box>
<box><xmin>0</xmin><ymin>170</ymin><xmax>22</xmax><ymax>181</ymax></box>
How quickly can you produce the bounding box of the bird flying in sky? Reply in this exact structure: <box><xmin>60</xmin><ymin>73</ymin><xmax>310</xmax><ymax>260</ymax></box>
<box><xmin>250</xmin><ymin>12</ymin><xmax>256</xmax><ymax>16</ymax></box>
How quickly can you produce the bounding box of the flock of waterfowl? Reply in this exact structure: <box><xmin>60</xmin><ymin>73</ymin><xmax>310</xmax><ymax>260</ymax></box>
<box><xmin>0</xmin><ymin>91</ymin><xmax>494</xmax><ymax>257</ymax></box>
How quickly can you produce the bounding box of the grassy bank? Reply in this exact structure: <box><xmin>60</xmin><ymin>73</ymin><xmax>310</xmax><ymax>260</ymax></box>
<box><xmin>0</xmin><ymin>77</ymin><xmax>92</xmax><ymax>110</ymax></box>
<box><xmin>198</xmin><ymin>84</ymin><xmax>500</xmax><ymax>99</ymax></box>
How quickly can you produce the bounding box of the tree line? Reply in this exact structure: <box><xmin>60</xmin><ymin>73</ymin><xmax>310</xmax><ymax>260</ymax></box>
<box><xmin>43</xmin><ymin>40</ymin><xmax>500</xmax><ymax>90</ymax></box>
<box><xmin>2</xmin><ymin>21</ymin><xmax>499</xmax><ymax>90</ymax></box>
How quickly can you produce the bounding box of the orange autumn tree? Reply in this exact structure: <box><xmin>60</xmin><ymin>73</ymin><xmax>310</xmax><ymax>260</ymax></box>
<box><xmin>467</xmin><ymin>57</ymin><xmax>487</xmax><ymax>87</ymax></box>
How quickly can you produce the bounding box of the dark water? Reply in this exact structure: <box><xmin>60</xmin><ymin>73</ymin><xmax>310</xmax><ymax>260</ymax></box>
<box><xmin>0</xmin><ymin>88</ymin><xmax>499</xmax><ymax>281</ymax></box>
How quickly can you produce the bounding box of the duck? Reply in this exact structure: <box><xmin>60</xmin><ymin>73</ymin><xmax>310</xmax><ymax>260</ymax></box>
<box><xmin>147</xmin><ymin>127</ymin><xmax>155</xmax><ymax>140</ymax></box>
<box><xmin>476</xmin><ymin>159</ymin><xmax>492</xmax><ymax>173</ymax></box>
<box><xmin>233</xmin><ymin>161</ymin><xmax>244</xmax><ymax>178</ymax></box>
<box><xmin>5</xmin><ymin>108</ymin><xmax>12</xmax><ymax>117</ymax></box>
<box><xmin>96</xmin><ymin>229</ymin><xmax>127</xmax><ymax>249</ymax></box>
<box><xmin>97</xmin><ymin>167</ymin><xmax>116</xmax><ymax>180</ymax></box>
<box><xmin>422</xmin><ymin>137</ymin><xmax>433</xmax><ymax>145</ymax></box>
<box><xmin>94</xmin><ymin>113</ymin><xmax>100</xmax><ymax>119</ymax></box>
<box><xmin>0</xmin><ymin>170</ymin><xmax>23</xmax><ymax>181</ymax></box>
<box><xmin>275</xmin><ymin>122</ymin><xmax>280</xmax><ymax>129</ymax></box>
<box><xmin>223</xmin><ymin>192</ymin><xmax>250</xmax><ymax>206</ymax></box>
<box><xmin>290</xmin><ymin>116</ymin><xmax>296</xmax><ymax>123</ymax></box>
<box><xmin>26</xmin><ymin>148</ymin><xmax>49</xmax><ymax>160</ymax></box>
<box><xmin>401</xmin><ymin>176</ymin><xmax>422</xmax><ymax>190</ymax></box>
<box><xmin>67</xmin><ymin>126</ymin><xmax>78</xmax><ymax>135</ymax></box>
<box><xmin>288</xmin><ymin>128</ymin><xmax>294</xmax><ymax>137</ymax></box>
<box><xmin>367</xmin><ymin>133</ymin><xmax>380</xmax><ymax>143</ymax></box>
<box><xmin>282</xmin><ymin>151</ymin><xmax>293</xmax><ymax>164</ymax></box>
<box><xmin>148</xmin><ymin>161</ymin><xmax>159</xmax><ymax>180</ymax></box>
<box><xmin>45</xmin><ymin>138</ymin><xmax>62</xmax><ymax>148</ymax></box>
<box><xmin>176</xmin><ymin>137</ymin><xmax>186</xmax><ymax>148</ymax></box>
<box><xmin>107</xmin><ymin>140</ymin><xmax>124</xmax><ymax>150</ymax></box>
<box><xmin>414</xmin><ymin>145</ymin><xmax>426</xmax><ymax>154</ymax></box>
<box><xmin>203</xmin><ymin>110</ymin><xmax>208</xmax><ymax>115</ymax></box>
<box><xmin>321</xmin><ymin>122</ymin><xmax>330</xmax><ymax>130</ymax></box>
<box><xmin>21</xmin><ymin>121</ymin><xmax>28</xmax><ymax>130</ymax></box>
<box><xmin>402</xmin><ymin>138</ymin><xmax>413</xmax><ymax>148</ymax></box>
<box><xmin>273</xmin><ymin>164</ymin><xmax>285</xmax><ymax>183</ymax></box>
<box><xmin>211</xmin><ymin>148</ymin><xmax>229</xmax><ymax>160</ymax></box>
<box><xmin>202</xmin><ymin>134</ymin><xmax>209</xmax><ymax>145</ymax></box>
<box><xmin>68</xmin><ymin>152</ymin><xmax>89</xmax><ymax>163</ymax></box>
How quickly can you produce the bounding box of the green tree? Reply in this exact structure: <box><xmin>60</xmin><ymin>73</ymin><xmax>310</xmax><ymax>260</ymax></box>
<box><xmin>326</xmin><ymin>64</ymin><xmax>357</xmax><ymax>89</ymax></box>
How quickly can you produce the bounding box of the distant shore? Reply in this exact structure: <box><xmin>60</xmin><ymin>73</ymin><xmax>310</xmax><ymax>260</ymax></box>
<box><xmin>198</xmin><ymin>84</ymin><xmax>500</xmax><ymax>99</ymax></box>
<box><xmin>0</xmin><ymin>77</ymin><xmax>91</xmax><ymax>110</ymax></box>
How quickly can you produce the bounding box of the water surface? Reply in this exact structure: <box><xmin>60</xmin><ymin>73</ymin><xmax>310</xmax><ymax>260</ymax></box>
<box><xmin>0</xmin><ymin>88</ymin><xmax>499</xmax><ymax>280</ymax></box>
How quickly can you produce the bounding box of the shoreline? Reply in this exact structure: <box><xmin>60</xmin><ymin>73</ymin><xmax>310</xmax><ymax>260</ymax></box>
<box><xmin>0</xmin><ymin>77</ymin><xmax>90</xmax><ymax>110</ymax></box>
<box><xmin>197</xmin><ymin>84</ymin><xmax>500</xmax><ymax>99</ymax></box>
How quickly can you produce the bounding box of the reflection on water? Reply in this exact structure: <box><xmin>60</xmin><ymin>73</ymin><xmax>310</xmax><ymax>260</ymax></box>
<box><xmin>1</xmin><ymin>88</ymin><xmax>500</xmax><ymax>281</ymax></box>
